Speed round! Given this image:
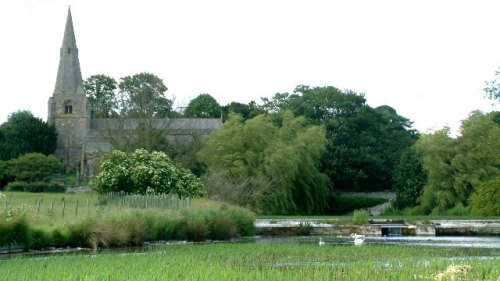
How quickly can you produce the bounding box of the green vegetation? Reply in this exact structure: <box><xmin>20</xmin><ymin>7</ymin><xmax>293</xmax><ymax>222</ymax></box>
<box><xmin>0</xmin><ymin>192</ymin><xmax>255</xmax><ymax>251</ymax></box>
<box><xmin>0</xmin><ymin>110</ymin><xmax>57</xmax><ymax>161</ymax></box>
<box><xmin>90</xmin><ymin>149</ymin><xmax>204</xmax><ymax>198</ymax></box>
<box><xmin>184</xmin><ymin>93</ymin><xmax>222</xmax><ymax>118</ymax></box>
<box><xmin>0</xmin><ymin>243</ymin><xmax>498</xmax><ymax>280</ymax></box>
<box><xmin>199</xmin><ymin>111</ymin><xmax>329</xmax><ymax>215</ymax></box>
<box><xmin>327</xmin><ymin>195</ymin><xmax>387</xmax><ymax>215</ymax></box>
<box><xmin>412</xmin><ymin>111</ymin><xmax>500</xmax><ymax>215</ymax></box>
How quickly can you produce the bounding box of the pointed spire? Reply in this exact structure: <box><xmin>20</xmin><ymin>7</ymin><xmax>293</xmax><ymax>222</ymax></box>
<box><xmin>53</xmin><ymin>7</ymin><xmax>84</xmax><ymax>95</ymax></box>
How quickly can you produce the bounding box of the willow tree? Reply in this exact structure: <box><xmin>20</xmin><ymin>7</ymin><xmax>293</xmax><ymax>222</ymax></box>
<box><xmin>198</xmin><ymin>111</ymin><xmax>329</xmax><ymax>215</ymax></box>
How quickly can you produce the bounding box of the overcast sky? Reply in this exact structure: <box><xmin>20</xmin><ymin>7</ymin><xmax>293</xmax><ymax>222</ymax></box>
<box><xmin>1</xmin><ymin>0</ymin><xmax>499</xmax><ymax>134</ymax></box>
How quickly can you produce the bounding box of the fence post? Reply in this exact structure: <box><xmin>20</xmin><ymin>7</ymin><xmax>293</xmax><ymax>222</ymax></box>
<box><xmin>50</xmin><ymin>202</ymin><xmax>54</xmax><ymax>214</ymax></box>
<box><xmin>62</xmin><ymin>200</ymin><xmax>66</xmax><ymax>218</ymax></box>
<box><xmin>36</xmin><ymin>200</ymin><xmax>40</xmax><ymax>215</ymax></box>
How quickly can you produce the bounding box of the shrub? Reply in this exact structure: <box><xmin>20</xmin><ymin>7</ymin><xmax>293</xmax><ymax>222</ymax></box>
<box><xmin>470</xmin><ymin>178</ymin><xmax>500</xmax><ymax>216</ymax></box>
<box><xmin>352</xmin><ymin>209</ymin><xmax>369</xmax><ymax>225</ymax></box>
<box><xmin>30</xmin><ymin>228</ymin><xmax>53</xmax><ymax>249</ymax></box>
<box><xmin>328</xmin><ymin>195</ymin><xmax>388</xmax><ymax>215</ymax></box>
<box><xmin>180</xmin><ymin>209</ymin><xmax>209</xmax><ymax>242</ymax></box>
<box><xmin>6</xmin><ymin>181</ymin><xmax>65</xmax><ymax>192</ymax></box>
<box><xmin>90</xmin><ymin>149</ymin><xmax>204</xmax><ymax>198</ymax></box>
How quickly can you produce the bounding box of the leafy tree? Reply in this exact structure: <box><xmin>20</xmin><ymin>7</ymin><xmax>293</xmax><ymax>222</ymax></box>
<box><xmin>90</xmin><ymin>149</ymin><xmax>204</xmax><ymax>198</ymax></box>
<box><xmin>118</xmin><ymin>72</ymin><xmax>172</xmax><ymax>118</ymax></box>
<box><xmin>483</xmin><ymin>67</ymin><xmax>500</xmax><ymax>102</ymax></box>
<box><xmin>184</xmin><ymin>94</ymin><xmax>222</xmax><ymax>118</ymax></box>
<box><xmin>470</xmin><ymin>177</ymin><xmax>500</xmax><ymax>216</ymax></box>
<box><xmin>7</xmin><ymin>153</ymin><xmax>63</xmax><ymax>182</ymax></box>
<box><xmin>262</xmin><ymin>85</ymin><xmax>418</xmax><ymax>191</ymax></box>
<box><xmin>392</xmin><ymin>148</ymin><xmax>426</xmax><ymax>209</ymax></box>
<box><xmin>0</xmin><ymin>111</ymin><xmax>57</xmax><ymax>160</ymax></box>
<box><xmin>198</xmin><ymin>111</ymin><xmax>329</xmax><ymax>214</ymax></box>
<box><xmin>83</xmin><ymin>74</ymin><xmax>118</xmax><ymax>118</ymax></box>
<box><xmin>222</xmin><ymin>101</ymin><xmax>264</xmax><ymax>121</ymax></box>
<box><xmin>413</xmin><ymin>111</ymin><xmax>500</xmax><ymax>214</ymax></box>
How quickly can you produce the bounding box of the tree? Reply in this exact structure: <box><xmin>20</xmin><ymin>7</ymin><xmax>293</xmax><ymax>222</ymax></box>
<box><xmin>470</xmin><ymin>177</ymin><xmax>500</xmax><ymax>216</ymax></box>
<box><xmin>484</xmin><ymin>67</ymin><xmax>500</xmax><ymax>103</ymax></box>
<box><xmin>413</xmin><ymin>111</ymin><xmax>500</xmax><ymax>214</ymax></box>
<box><xmin>7</xmin><ymin>153</ymin><xmax>63</xmax><ymax>182</ymax></box>
<box><xmin>392</xmin><ymin>148</ymin><xmax>426</xmax><ymax>209</ymax></box>
<box><xmin>118</xmin><ymin>72</ymin><xmax>172</xmax><ymax>118</ymax></box>
<box><xmin>90</xmin><ymin>149</ymin><xmax>204</xmax><ymax>198</ymax></box>
<box><xmin>262</xmin><ymin>85</ymin><xmax>418</xmax><ymax>191</ymax></box>
<box><xmin>83</xmin><ymin>74</ymin><xmax>118</xmax><ymax>118</ymax></box>
<box><xmin>0</xmin><ymin>111</ymin><xmax>57</xmax><ymax>160</ymax></box>
<box><xmin>184</xmin><ymin>94</ymin><xmax>222</xmax><ymax>118</ymax></box>
<box><xmin>198</xmin><ymin>111</ymin><xmax>329</xmax><ymax>214</ymax></box>
<box><xmin>222</xmin><ymin>101</ymin><xmax>264</xmax><ymax>121</ymax></box>
<box><xmin>97</xmin><ymin>73</ymin><xmax>175</xmax><ymax>154</ymax></box>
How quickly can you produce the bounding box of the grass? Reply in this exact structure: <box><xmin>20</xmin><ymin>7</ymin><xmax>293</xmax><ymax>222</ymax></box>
<box><xmin>0</xmin><ymin>192</ymin><xmax>256</xmax><ymax>250</ymax></box>
<box><xmin>0</xmin><ymin>243</ymin><xmax>498</xmax><ymax>280</ymax></box>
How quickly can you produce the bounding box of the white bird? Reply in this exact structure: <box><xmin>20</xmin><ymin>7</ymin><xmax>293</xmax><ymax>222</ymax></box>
<box><xmin>350</xmin><ymin>233</ymin><xmax>365</xmax><ymax>245</ymax></box>
<box><xmin>318</xmin><ymin>238</ymin><xmax>325</xmax><ymax>246</ymax></box>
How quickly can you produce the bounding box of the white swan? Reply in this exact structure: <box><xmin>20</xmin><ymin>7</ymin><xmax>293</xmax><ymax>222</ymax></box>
<box><xmin>318</xmin><ymin>238</ymin><xmax>325</xmax><ymax>246</ymax></box>
<box><xmin>350</xmin><ymin>233</ymin><xmax>365</xmax><ymax>245</ymax></box>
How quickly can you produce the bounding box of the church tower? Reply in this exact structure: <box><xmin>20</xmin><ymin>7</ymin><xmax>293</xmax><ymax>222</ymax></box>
<box><xmin>48</xmin><ymin>7</ymin><xmax>90</xmax><ymax>171</ymax></box>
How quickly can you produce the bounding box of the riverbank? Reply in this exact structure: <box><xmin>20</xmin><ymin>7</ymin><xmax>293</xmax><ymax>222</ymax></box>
<box><xmin>255</xmin><ymin>219</ymin><xmax>500</xmax><ymax>236</ymax></box>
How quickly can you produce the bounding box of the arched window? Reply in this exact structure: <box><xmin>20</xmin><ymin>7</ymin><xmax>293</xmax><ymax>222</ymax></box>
<box><xmin>64</xmin><ymin>105</ymin><xmax>73</xmax><ymax>114</ymax></box>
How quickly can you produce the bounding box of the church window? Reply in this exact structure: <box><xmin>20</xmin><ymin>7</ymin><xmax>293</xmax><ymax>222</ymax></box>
<box><xmin>65</xmin><ymin>105</ymin><xmax>73</xmax><ymax>114</ymax></box>
<box><xmin>68</xmin><ymin>48</ymin><xmax>71</xmax><ymax>54</ymax></box>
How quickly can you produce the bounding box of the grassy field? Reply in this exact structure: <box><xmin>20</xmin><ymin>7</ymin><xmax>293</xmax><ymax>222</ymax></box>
<box><xmin>0</xmin><ymin>243</ymin><xmax>498</xmax><ymax>280</ymax></box>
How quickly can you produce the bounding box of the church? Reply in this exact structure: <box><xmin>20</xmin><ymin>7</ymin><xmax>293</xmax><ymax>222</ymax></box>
<box><xmin>47</xmin><ymin>8</ymin><xmax>222</xmax><ymax>176</ymax></box>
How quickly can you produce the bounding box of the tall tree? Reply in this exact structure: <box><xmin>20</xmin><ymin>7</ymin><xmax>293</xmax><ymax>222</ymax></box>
<box><xmin>118</xmin><ymin>72</ymin><xmax>172</xmax><ymax>118</ymax></box>
<box><xmin>184</xmin><ymin>93</ymin><xmax>222</xmax><ymax>118</ymax></box>
<box><xmin>98</xmin><ymin>73</ymin><xmax>175</xmax><ymax>154</ymax></box>
<box><xmin>262</xmin><ymin>85</ymin><xmax>418</xmax><ymax>191</ymax></box>
<box><xmin>413</xmin><ymin>111</ymin><xmax>500</xmax><ymax>214</ymax></box>
<box><xmin>0</xmin><ymin>111</ymin><xmax>57</xmax><ymax>160</ymax></box>
<box><xmin>198</xmin><ymin>111</ymin><xmax>329</xmax><ymax>215</ymax></box>
<box><xmin>83</xmin><ymin>74</ymin><xmax>118</xmax><ymax>118</ymax></box>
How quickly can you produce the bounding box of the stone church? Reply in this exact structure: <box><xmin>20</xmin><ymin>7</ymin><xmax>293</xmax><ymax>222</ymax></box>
<box><xmin>48</xmin><ymin>8</ymin><xmax>222</xmax><ymax>176</ymax></box>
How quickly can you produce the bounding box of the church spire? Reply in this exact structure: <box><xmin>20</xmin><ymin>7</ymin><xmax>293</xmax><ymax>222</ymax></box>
<box><xmin>53</xmin><ymin>7</ymin><xmax>84</xmax><ymax>95</ymax></box>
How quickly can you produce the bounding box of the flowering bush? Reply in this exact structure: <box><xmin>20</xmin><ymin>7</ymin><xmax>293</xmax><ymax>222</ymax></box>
<box><xmin>90</xmin><ymin>149</ymin><xmax>204</xmax><ymax>198</ymax></box>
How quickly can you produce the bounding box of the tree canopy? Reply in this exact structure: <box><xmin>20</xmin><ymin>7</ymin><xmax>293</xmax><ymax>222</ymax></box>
<box><xmin>117</xmin><ymin>72</ymin><xmax>172</xmax><ymax>118</ymax></box>
<box><xmin>198</xmin><ymin>111</ymin><xmax>329</xmax><ymax>214</ymax></box>
<box><xmin>184</xmin><ymin>94</ymin><xmax>222</xmax><ymax>118</ymax></box>
<box><xmin>413</xmin><ymin>111</ymin><xmax>500</xmax><ymax>215</ymax></box>
<box><xmin>0</xmin><ymin>111</ymin><xmax>57</xmax><ymax>161</ymax></box>
<box><xmin>261</xmin><ymin>85</ymin><xmax>418</xmax><ymax>191</ymax></box>
<box><xmin>83</xmin><ymin>74</ymin><xmax>118</xmax><ymax>118</ymax></box>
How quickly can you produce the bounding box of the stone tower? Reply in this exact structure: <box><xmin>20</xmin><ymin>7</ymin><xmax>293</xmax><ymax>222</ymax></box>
<box><xmin>48</xmin><ymin>7</ymin><xmax>90</xmax><ymax>171</ymax></box>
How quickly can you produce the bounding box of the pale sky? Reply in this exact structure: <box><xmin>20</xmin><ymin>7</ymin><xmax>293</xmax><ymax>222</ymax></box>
<box><xmin>1</xmin><ymin>0</ymin><xmax>499</xmax><ymax>135</ymax></box>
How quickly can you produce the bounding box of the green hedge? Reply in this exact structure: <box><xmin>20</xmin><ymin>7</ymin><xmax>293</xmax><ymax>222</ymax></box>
<box><xmin>328</xmin><ymin>195</ymin><xmax>388</xmax><ymax>215</ymax></box>
<box><xmin>6</xmin><ymin>181</ymin><xmax>65</xmax><ymax>193</ymax></box>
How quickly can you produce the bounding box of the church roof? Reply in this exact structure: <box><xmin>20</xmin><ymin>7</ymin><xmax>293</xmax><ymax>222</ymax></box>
<box><xmin>53</xmin><ymin>7</ymin><xmax>84</xmax><ymax>95</ymax></box>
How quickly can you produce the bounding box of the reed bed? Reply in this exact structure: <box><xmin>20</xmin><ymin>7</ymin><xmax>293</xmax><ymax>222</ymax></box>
<box><xmin>0</xmin><ymin>243</ymin><xmax>498</xmax><ymax>280</ymax></box>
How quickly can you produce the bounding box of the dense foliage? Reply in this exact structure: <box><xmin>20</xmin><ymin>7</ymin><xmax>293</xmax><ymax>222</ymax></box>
<box><xmin>184</xmin><ymin>93</ymin><xmax>222</xmax><ymax>118</ymax></box>
<box><xmin>7</xmin><ymin>153</ymin><xmax>63</xmax><ymax>182</ymax></box>
<box><xmin>82</xmin><ymin>74</ymin><xmax>118</xmax><ymax>118</ymax></box>
<box><xmin>413</xmin><ymin>111</ymin><xmax>500</xmax><ymax>215</ymax></box>
<box><xmin>0</xmin><ymin>111</ymin><xmax>57</xmax><ymax>161</ymax></box>
<box><xmin>470</xmin><ymin>177</ymin><xmax>500</xmax><ymax>216</ymax></box>
<box><xmin>90</xmin><ymin>149</ymin><xmax>204</xmax><ymax>198</ymax></box>
<box><xmin>261</xmin><ymin>86</ymin><xmax>418</xmax><ymax>191</ymax></box>
<box><xmin>392</xmin><ymin>148</ymin><xmax>427</xmax><ymax>209</ymax></box>
<box><xmin>199</xmin><ymin>112</ymin><xmax>329</xmax><ymax>214</ymax></box>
